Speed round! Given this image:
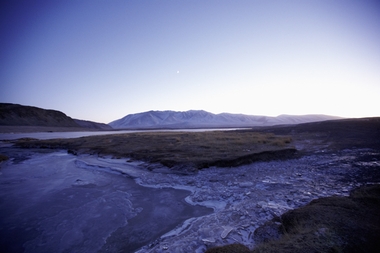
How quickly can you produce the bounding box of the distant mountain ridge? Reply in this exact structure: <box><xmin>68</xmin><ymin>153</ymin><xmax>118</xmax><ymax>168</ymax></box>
<box><xmin>109</xmin><ymin>110</ymin><xmax>341</xmax><ymax>129</ymax></box>
<box><xmin>0</xmin><ymin>103</ymin><xmax>342</xmax><ymax>131</ymax></box>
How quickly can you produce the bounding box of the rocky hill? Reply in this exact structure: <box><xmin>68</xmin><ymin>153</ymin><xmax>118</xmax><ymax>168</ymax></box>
<box><xmin>0</xmin><ymin>103</ymin><xmax>111</xmax><ymax>130</ymax></box>
<box><xmin>0</xmin><ymin>103</ymin><xmax>80</xmax><ymax>127</ymax></box>
<box><xmin>109</xmin><ymin>110</ymin><xmax>341</xmax><ymax>129</ymax></box>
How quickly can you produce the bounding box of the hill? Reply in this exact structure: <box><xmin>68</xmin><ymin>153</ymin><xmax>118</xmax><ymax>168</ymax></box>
<box><xmin>0</xmin><ymin>103</ymin><xmax>112</xmax><ymax>131</ymax></box>
<box><xmin>109</xmin><ymin>110</ymin><xmax>341</xmax><ymax>129</ymax></box>
<box><xmin>0</xmin><ymin>103</ymin><xmax>79</xmax><ymax>127</ymax></box>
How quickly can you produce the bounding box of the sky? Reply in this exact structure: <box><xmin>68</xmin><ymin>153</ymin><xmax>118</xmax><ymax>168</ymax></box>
<box><xmin>1</xmin><ymin>0</ymin><xmax>380</xmax><ymax>124</ymax></box>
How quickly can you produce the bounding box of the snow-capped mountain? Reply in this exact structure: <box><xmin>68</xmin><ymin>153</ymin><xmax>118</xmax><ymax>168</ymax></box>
<box><xmin>109</xmin><ymin>110</ymin><xmax>341</xmax><ymax>129</ymax></box>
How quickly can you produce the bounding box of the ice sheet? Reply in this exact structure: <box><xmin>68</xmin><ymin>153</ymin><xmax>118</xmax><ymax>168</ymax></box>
<box><xmin>0</xmin><ymin>149</ymin><xmax>212</xmax><ymax>253</ymax></box>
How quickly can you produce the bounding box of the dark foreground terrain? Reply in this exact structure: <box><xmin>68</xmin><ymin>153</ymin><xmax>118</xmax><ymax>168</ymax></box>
<box><xmin>1</xmin><ymin>117</ymin><xmax>379</xmax><ymax>252</ymax></box>
<box><xmin>206</xmin><ymin>184</ymin><xmax>380</xmax><ymax>253</ymax></box>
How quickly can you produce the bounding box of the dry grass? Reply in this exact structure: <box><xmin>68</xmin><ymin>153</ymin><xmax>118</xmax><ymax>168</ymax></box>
<box><xmin>253</xmin><ymin>185</ymin><xmax>380</xmax><ymax>253</ymax></box>
<box><xmin>252</xmin><ymin>221</ymin><xmax>345</xmax><ymax>253</ymax></box>
<box><xmin>15</xmin><ymin>130</ymin><xmax>294</xmax><ymax>169</ymax></box>
<box><xmin>206</xmin><ymin>185</ymin><xmax>380</xmax><ymax>253</ymax></box>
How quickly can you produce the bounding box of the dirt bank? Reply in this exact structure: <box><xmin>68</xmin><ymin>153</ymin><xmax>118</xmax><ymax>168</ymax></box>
<box><xmin>206</xmin><ymin>184</ymin><xmax>380</xmax><ymax>253</ymax></box>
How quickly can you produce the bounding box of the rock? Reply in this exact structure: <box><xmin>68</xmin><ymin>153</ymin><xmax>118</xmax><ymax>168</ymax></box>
<box><xmin>68</xmin><ymin>149</ymin><xmax>77</xmax><ymax>155</ymax></box>
<box><xmin>253</xmin><ymin>219</ymin><xmax>282</xmax><ymax>244</ymax></box>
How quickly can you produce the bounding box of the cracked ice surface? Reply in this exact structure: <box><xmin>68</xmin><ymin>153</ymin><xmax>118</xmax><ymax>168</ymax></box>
<box><xmin>0</xmin><ymin>145</ymin><xmax>378</xmax><ymax>253</ymax></box>
<box><xmin>133</xmin><ymin>149</ymin><xmax>377</xmax><ymax>252</ymax></box>
<box><xmin>0</xmin><ymin>149</ymin><xmax>212</xmax><ymax>253</ymax></box>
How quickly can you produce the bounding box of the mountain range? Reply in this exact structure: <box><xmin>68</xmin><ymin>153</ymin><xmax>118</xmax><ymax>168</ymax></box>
<box><xmin>0</xmin><ymin>103</ymin><xmax>342</xmax><ymax>131</ymax></box>
<box><xmin>109</xmin><ymin>110</ymin><xmax>341</xmax><ymax>129</ymax></box>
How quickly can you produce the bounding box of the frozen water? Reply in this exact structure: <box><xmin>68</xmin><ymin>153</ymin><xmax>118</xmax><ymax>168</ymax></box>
<box><xmin>0</xmin><ymin>148</ymin><xmax>212</xmax><ymax>253</ymax></box>
<box><xmin>0</xmin><ymin>128</ymin><xmax>245</xmax><ymax>140</ymax></box>
<box><xmin>132</xmin><ymin>149</ymin><xmax>377</xmax><ymax>252</ymax></box>
<box><xmin>0</xmin><ymin>144</ymin><xmax>378</xmax><ymax>253</ymax></box>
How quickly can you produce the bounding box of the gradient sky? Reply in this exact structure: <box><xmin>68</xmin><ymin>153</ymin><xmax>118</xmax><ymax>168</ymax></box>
<box><xmin>1</xmin><ymin>0</ymin><xmax>380</xmax><ymax>123</ymax></box>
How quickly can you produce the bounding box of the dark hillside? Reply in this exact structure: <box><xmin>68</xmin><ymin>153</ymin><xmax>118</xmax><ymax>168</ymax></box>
<box><xmin>0</xmin><ymin>103</ymin><xmax>79</xmax><ymax>127</ymax></box>
<box><xmin>0</xmin><ymin>103</ymin><xmax>112</xmax><ymax>131</ymax></box>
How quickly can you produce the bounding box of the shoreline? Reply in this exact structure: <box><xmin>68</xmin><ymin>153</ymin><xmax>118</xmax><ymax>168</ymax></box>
<box><xmin>0</xmin><ymin>127</ymin><xmax>250</xmax><ymax>141</ymax></box>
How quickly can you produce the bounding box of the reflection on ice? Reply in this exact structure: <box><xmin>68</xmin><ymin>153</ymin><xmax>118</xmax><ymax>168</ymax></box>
<box><xmin>0</xmin><ymin>149</ymin><xmax>212</xmax><ymax>253</ymax></box>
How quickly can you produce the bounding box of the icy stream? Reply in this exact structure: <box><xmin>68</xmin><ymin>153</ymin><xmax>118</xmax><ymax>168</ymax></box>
<box><xmin>0</xmin><ymin>144</ymin><xmax>379</xmax><ymax>253</ymax></box>
<box><xmin>0</xmin><ymin>148</ymin><xmax>212</xmax><ymax>253</ymax></box>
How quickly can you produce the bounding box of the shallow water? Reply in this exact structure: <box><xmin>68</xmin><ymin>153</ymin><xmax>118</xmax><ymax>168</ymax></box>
<box><xmin>0</xmin><ymin>128</ymin><xmax>246</xmax><ymax>140</ymax></box>
<box><xmin>0</xmin><ymin>149</ymin><xmax>212</xmax><ymax>253</ymax></box>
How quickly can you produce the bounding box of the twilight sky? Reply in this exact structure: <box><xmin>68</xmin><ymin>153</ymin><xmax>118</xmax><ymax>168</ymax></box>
<box><xmin>1</xmin><ymin>0</ymin><xmax>380</xmax><ymax>123</ymax></box>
